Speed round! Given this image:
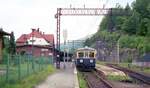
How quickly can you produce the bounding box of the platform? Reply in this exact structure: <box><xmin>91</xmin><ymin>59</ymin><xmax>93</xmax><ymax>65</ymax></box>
<box><xmin>96</xmin><ymin>64</ymin><xmax>126</xmax><ymax>76</ymax></box>
<box><xmin>35</xmin><ymin>62</ymin><xmax>79</xmax><ymax>88</ymax></box>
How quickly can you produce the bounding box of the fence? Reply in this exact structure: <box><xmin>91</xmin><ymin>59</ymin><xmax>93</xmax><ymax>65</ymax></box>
<box><xmin>0</xmin><ymin>54</ymin><xmax>53</xmax><ymax>87</ymax></box>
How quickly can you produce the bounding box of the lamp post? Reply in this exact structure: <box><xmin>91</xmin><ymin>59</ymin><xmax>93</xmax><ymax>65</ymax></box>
<box><xmin>66</xmin><ymin>48</ymin><xmax>69</xmax><ymax>62</ymax></box>
<box><xmin>63</xmin><ymin>29</ymin><xmax>68</xmax><ymax>69</ymax></box>
<box><xmin>96</xmin><ymin>41</ymin><xmax>100</xmax><ymax>60</ymax></box>
<box><xmin>64</xmin><ymin>40</ymin><xmax>66</xmax><ymax>68</ymax></box>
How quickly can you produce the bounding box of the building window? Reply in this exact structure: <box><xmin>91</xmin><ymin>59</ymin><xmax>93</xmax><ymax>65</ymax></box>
<box><xmin>49</xmin><ymin>53</ymin><xmax>53</xmax><ymax>56</ymax></box>
<box><xmin>41</xmin><ymin>49</ymin><xmax>48</xmax><ymax>52</ymax></box>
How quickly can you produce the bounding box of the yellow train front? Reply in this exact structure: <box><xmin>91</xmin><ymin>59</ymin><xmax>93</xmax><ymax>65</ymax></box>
<box><xmin>75</xmin><ymin>47</ymin><xmax>96</xmax><ymax>70</ymax></box>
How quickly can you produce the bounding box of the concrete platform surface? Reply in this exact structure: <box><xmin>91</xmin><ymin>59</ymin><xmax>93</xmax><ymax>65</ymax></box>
<box><xmin>35</xmin><ymin>62</ymin><xmax>79</xmax><ymax>88</ymax></box>
<box><xmin>96</xmin><ymin>64</ymin><xmax>126</xmax><ymax>76</ymax></box>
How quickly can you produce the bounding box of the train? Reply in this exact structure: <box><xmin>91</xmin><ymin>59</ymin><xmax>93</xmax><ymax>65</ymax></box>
<box><xmin>74</xmin><ymin>46</ymin><xmax>97</xmax><ymax>70</ymax></box>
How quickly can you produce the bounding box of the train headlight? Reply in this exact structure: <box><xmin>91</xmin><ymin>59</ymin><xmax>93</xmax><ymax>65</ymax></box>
<box><xmin>90</xmin><ymin>60</ymin><xmax>93</xmax><ymax>63</ymax></box>
<box><xmin>80</xmin><ymin>59</ymin><xmax>83</xmax><ymax>63</ymax></box>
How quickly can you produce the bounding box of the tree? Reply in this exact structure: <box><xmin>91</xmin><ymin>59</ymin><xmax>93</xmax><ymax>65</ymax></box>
<box><xmin>122</xmin><ymin>11</ymin><xmax>140</xmax><ymax>35</ymax></box>
<box><xmin>9</xmin><ymin>31</ymin><xmax>16</xmax><ymax>55</ymax></box>
<box><xmin>134</xmin><ymin>0</ymin><xmax>150</xmax><ymax>36</ymax></box>
<box><xmin>135</xmin><ymin>0</ymin><xmax>150</xmax><ymax>18</ymax></box>
<box><xmin>125</xmin><ymin>3</ymin><xmax>132</xmax><ymax>15</ymax></box>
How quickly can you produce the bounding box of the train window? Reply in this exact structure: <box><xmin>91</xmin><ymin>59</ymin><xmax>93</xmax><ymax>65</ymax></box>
<box><xmin>89</xmin><ymin>52</ymin><xmax>94</xmax><ymax>58</ymax></box>
<box><xmin>78</xmin><ymin>52</ymin><xmax>84</xmax><ymax>57</ymax></box>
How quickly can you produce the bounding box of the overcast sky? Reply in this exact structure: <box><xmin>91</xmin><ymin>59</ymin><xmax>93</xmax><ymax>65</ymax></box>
<box><xmin>0</xmin><ymin>0</ymin><xmax>134</xmax><ymax>42</ymax></box>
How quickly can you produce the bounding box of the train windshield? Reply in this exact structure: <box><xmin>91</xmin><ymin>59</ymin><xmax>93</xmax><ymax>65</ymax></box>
<box><xmin>78</xmin><ymin>52</ymin><xmax>84</xmax><ymax>57</ymax></box>
<box><xmin>89</xmin><ymin>52</ymin><xmax>95</xmax><ymax>58</ymax></box>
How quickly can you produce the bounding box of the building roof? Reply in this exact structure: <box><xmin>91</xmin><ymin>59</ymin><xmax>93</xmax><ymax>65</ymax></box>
<box><xmin>43</xmin><ymin>34</ymin><xmax>54</xmax><ymax>43</ymax></box>
<box><xmin>16</xmin><ymin>28</ymin><xmax>54</xmax><ymax>46</ymax></box>
<box><xmin>16</xmin><ymin>44</ymin><xmax>53</xmax><ymax>48</ymax></box>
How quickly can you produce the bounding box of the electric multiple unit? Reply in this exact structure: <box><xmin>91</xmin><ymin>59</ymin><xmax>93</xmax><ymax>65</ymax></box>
<box><xmin>75</xmin><ymin>46</ymin><xmax>96</xmax><ymax>70</ymax></box>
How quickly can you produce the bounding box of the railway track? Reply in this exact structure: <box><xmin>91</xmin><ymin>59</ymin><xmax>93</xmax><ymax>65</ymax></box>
<box><xmin>107</xmin><ymin>64</ymin><xmax>150</xmax><ymax>85</ymax></box>
<box><xmin>82</xmin><ymin>69</ymin><xmax>114</xmax><ymax>88</ymax></box>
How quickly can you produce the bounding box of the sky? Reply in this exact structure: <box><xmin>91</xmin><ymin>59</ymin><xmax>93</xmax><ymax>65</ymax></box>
<box><xmin>0</xmin><ymin>0</ymin><xmax>134</xmax><ymax>43</ymax></box>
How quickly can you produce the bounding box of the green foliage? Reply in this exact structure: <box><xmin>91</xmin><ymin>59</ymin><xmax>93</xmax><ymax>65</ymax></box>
<box><xmin>99</xmin><ymin>4</ymin><xmax>131</xmax><ymax>32</ymax></box>
<box><xmin>3</xmin><ymin>37</ymin><xmax>10</xmax><ymax>52</ymax></box>
<box><xmin>84</xmin><ymin>30</ymin><xmax>120</xmax><ymax>47</ymax></box>
<box><xmin>99</xmin><ymin>0</ymin><xmax>150</xmax><ymax>36</ymax></box>
<box><xmin>122</xmin><ymin>11</ymin><xmax>140</xmax><ymax>35</ymax></box>
<box><xmin>134</xmin><ymin>0</ymin><xmax>150</xmax><ymax>36</ymax></box>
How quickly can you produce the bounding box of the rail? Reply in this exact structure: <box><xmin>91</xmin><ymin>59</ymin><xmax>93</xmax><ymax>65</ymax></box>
<box><xmin>82</xmin><ymin>69</ymin><xmax>115</xmax><ymax>88</ymax></box>
<box><xmin>107</xmin><ymin>64</ymin><xmax>150</xmax><ymax>85</ymax></box>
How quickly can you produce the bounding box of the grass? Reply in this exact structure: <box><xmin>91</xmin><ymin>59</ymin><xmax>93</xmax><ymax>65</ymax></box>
<box><xmin>0</xmin><ymin>64</ymin><xmax>6</xmax><ymax>69</ymax></box>
<box><xmin>0</xmin><ymin>63</ymin><xmax>46</xmax><ymax>84</ymax></box>
<box><xmin>77</xmin><ymin>72</ymin><xmax>88</xmax><ymax>88</ymax></box>
<box><xmin>118</xmin><ymin>62</ymin><xmax>150</xmax><ymax>74</ymax></box>
<box><xmin>96</xmin><ymin>61</ymin><xmax>133</xmax><ymax>82</ymax></box>
<box><xmin>107</xmin><ymin>75</ymin><xmax>132</xmax><ymax>82</ymax></box>
<box><xmin>3</xmin><ymin>65</ymin><xmax>56</xmax><ymax>88</ymax></box>
<box><xmin>96</xmin><ymin>61</ymin><xmax>108</xmax><ymax>65</ymax></box>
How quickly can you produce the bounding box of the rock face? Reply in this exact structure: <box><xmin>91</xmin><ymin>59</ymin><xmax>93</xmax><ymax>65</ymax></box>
<box><xmin>119</xmin><ymin>48</ymin><xmax>139</xmax><ymax>62</ymax></box>
<box><xmin>96</xmin><ymin>41</ymin><xmax>118</xmax><ymax>62</ymax></box>
<box><xmin>96</xmin><ymin>41</ymin><xmax>139</xmax><ymax>62</ymax></box>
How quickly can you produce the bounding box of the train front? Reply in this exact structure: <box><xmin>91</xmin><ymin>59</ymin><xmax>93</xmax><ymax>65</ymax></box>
<box><xmin>75</xmin><ymin>47</ymin><xmax>96</xmax><ymax>70</ymax></box>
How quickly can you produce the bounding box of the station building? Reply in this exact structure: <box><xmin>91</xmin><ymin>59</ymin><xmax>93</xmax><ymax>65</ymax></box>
<box><xmin>16</xmin><ymin>28</ymin><xmax>54</xmax><ymax>57</ymax></box>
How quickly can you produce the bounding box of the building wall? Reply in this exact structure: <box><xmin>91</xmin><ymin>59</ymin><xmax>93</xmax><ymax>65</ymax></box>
<box><xmin>16</xmin><ymin>46</ymin><xmax>53</xmax><ymax>57</ymax></box>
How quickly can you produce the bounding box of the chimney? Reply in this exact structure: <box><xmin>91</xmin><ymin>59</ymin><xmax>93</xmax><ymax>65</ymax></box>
<box><xmin>37</xmin><ymin>28</ymin><xmax>40</xmax><ymax>32</ymax></box>
<box><xmin>32</xmin><ymin>28</ymin><xmax>36</xmax><ymax>32</ymax></box>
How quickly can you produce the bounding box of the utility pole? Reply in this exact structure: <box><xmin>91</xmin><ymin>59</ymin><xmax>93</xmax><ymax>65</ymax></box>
<box><xmin>31</xmin><ymin>29</ymin><xmax>35</xmax><ymax>70</ymax></box>
<box><xmin>117</xmin><ymin>39</ymin><xmax>120</xmax><ymax>63</ymax></box>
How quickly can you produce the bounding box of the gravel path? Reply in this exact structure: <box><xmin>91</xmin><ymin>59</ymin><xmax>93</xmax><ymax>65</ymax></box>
<box><xmin>35</xmin><ymin>62</ymin><xmax>75</xmax><ymax>88</ymax></box>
